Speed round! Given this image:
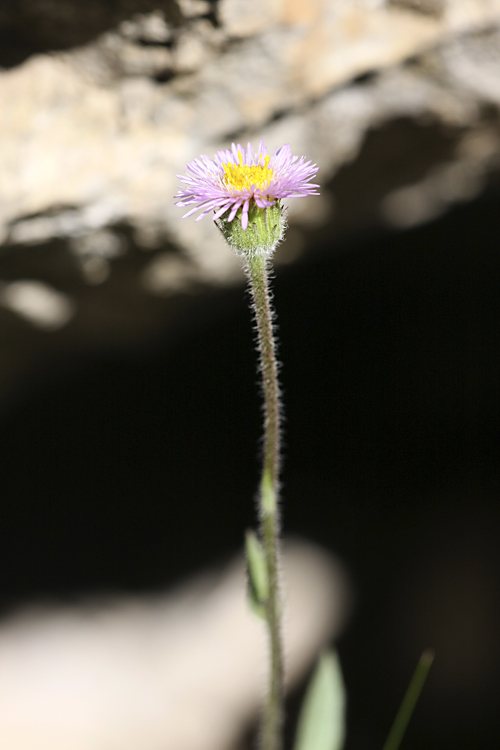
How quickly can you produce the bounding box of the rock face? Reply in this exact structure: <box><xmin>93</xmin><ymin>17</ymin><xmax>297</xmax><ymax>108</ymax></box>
<box><xmin>0</xmin><ymin>0</ymin><xmax>500</xmax><ymax>393</ymax></box>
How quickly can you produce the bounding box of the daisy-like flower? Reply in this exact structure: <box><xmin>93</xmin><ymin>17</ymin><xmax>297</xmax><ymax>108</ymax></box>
<box><xmin>176</xmin><ymin>140</ymin><xmax>319</xmax><ymax>229</ymax></box>
<box><xmin>175</xmin><ymin>140</ymin><xmax>319</xmax><ymax>257</ymax></box>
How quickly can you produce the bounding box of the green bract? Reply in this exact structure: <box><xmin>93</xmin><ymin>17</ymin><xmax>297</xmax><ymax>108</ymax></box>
<box><xmin>215</xmin><ymin>202</ymin><xmax>286</xmax><ymax>258</ymax></box>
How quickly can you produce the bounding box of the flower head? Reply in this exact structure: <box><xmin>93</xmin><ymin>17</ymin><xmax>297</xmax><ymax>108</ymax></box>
<box><xmin>175</xmin><ymin>140</ymin><xmax>319</xmax><ymax>231</ymax></box>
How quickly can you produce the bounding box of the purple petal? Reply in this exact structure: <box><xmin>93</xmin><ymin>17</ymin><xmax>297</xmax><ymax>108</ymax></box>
<box><xmin>241</xmin><ymin>199</ymin><xmax>250</xmax><ymax>230</ymax></box>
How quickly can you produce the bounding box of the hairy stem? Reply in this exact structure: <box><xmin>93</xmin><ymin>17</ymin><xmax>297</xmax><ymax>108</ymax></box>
<box><xmin>246</xmin><ymin>253</ymin><xmax>283</xmax><ymax>750</ymax></box>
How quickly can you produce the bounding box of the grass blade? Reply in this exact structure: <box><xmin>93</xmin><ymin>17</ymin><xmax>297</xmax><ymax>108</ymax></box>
<box><xmin>382</xmin><ymin>649</ymin><xmax>435</xmax><ymax>750</ymax></box>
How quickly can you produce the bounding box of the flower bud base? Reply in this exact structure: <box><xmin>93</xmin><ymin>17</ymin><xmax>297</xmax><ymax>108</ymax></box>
<box><xmin>215</xmin><ymin>202</ymin><xmax>286</xmax><ymax>258</ymax></box>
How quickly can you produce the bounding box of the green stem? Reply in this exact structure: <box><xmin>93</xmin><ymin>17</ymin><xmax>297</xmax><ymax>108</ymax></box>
<box><xmin>246</xmin><ymin>252</ymin><xmax>283</xmax><ymax>750</ymax></box>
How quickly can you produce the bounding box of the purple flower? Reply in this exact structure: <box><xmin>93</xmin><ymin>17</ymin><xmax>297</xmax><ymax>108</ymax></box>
<box><xmin>175</xmin><ymin>140</ymin><xmax>319</xmax><ymax>230</ymax></box>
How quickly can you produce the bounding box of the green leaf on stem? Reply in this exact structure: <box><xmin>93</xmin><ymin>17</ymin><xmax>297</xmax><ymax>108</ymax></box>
<box><xmin>382</xmin><ymin>649</ymin><xmax>434</xmax><ymax>750</ymax></box>
<box><xmin>261</xmin><ymin>469</ymin><xmax>276</xmax><ymax>514</ymax></box>
<box><xmin>294</xmin><ymin>650</ymin><xmax>346</xmax><ymax>750</ymax></box>
<box><xmin>245</xmin><ymin>529</ymin><xmax>269</xmax><ymax>619</ymax></box>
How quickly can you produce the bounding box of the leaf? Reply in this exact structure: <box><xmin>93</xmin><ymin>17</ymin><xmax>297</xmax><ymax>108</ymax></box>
<box><xmin>294</xmin><ymin>650</ymin><xmax>346</xmax><ymax>750</ymax></box>
<box><xmin>245</xmin><ymin>529</ymin><xmax>269</xmax><ymax>619</ymax></box>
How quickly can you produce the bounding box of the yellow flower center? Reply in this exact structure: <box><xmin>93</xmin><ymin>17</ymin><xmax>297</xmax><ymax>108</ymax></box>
<box><xmin>223</xmin><ymin>151</ymin><xmax>273</xmax><ymax>192</ymax></box>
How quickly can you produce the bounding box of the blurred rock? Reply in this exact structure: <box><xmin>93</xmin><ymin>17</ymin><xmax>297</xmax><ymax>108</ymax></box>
<box><xmin>0</xmin><ymin>539</ymin><xmax>349</xmax><ymax>750</ymax></box>
<box><xmin>2</xmin><ymin>1</ymin><xmax>500</xmax><ymax>254</ymax></box>
<box><xmin>0</xmin><ymin>0</ymin><xmax>500</xmax><ymax>396</ymax></box>
<box><xmin>389</xmin><ymin>0</ymin><xmax>446</xmax><ymax>17</ymax></box>
<box><xmin>0</xmin><ymin>1</ymin><xmax>183</xmax><ymax>68</ymax></box>
<box><xmin>0</xmin><ymin>281</ymin><xmax>75</xmax><ymax>330</ymax></box>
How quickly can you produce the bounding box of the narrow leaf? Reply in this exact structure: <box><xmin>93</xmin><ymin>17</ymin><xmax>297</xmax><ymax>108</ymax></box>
<box><xmin>382</xmin><ymin>649</ymin><xmax>435</xmax><ymax>750</ymax></box>
<box><xmin>245</xmin><ymin>529</ymin><xmax>269</xmax><ymax>619</ymax></box>
<box><xmin>294</xmin><ymin>650</ymin><xmax>346</xmax><ymax>750</ymax></box>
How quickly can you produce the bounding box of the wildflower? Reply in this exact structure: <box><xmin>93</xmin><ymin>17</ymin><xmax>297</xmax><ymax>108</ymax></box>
<box><xmin>175</xmin><ymin>140</ymin><xmax>319</xmax><ymax>257</ymax></box>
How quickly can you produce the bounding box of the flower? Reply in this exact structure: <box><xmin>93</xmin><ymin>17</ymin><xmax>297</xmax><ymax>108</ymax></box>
<box><xmin>175</xmin><ymin>140</ymin><xmax>319</xmax><ymax>231</ymax></box>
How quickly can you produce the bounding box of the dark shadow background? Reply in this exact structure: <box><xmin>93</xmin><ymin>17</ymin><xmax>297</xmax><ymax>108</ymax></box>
<box><xmin>0</xmin><ymin>189</ymin><xmax>499</xmax><ymax>750</ymax></box>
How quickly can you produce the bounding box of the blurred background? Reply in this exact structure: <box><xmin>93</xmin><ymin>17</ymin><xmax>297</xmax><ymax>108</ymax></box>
<box><xmin>1</xmin><ymin>0</ymin><xmax>500</xmax><ymax>748</ymax></box>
